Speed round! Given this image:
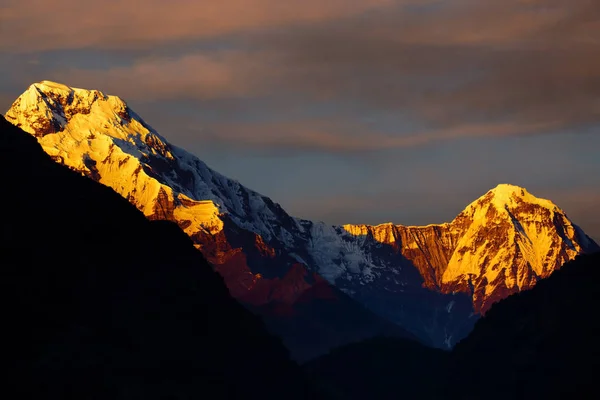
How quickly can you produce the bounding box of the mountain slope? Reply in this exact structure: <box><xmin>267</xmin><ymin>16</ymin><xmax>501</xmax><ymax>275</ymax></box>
<box><xmin>6</xmin><ymin>80</ymin><xmax>598</xmax><ymax>351</ymax></box>
<box><xmin>305</xmin><ymin>252</ymin><xmax>600</xmax><ymax>400</ymax></box>
<box><xmin>0</xmin><ymin>116</ymin><xmax>319</xmax><ymax>399</ymax></box>
<box><xmin>4</xmin><ymin>81</ymin><xmax>416</xmax><ymax>361</ymax></box>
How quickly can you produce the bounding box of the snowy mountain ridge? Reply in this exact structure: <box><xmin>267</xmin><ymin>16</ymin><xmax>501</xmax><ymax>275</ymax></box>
<box><xmin>5</xmin><ymin>81</ymin><xmax>598</xmax><ymax>348</ymax></box>
<box><xmin>340</xmin><ymin>183</ymin><xmax>595</xmax><ymax>313</ymax></box>
<box><xmin>5</xmin><ymin>80</ymin><xmax>302</xmax><ymax>241</ymax></box>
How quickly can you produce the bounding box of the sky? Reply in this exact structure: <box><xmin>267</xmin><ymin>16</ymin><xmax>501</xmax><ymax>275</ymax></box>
<box><xmin>1</xmin><ymin>0</ymin><xmax>599</xmax><ymax>240</ymax></box>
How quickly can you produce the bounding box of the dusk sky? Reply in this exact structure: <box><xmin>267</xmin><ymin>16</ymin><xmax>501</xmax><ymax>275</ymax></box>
<box><xmin>1</xmin><ymin>0</ymin><xmax>599</xmax><ymax>240</ymax></box>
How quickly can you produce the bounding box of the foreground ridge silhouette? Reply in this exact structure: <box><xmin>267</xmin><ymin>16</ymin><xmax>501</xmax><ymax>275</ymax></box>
<box><xmin>0</xmin><ymin>116</ymin><xmax>319</xmax><ymax>399</ymax></box>
<box><xmin>306</xmin><ymin>251</ymin><xmax>600</xmax><ymax>399</ymax></box>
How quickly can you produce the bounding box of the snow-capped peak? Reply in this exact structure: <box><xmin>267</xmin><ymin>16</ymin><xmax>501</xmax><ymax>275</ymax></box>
<box><xmin>487</xmin><ymin>183</ymin><xmax>557</xmax><ymax>211</ymax></box>
<box><xmin>489</xmin><ymin>183</ymin><xmax>529</xmax><ymax>200</ymax></box>
<box><xmin>35</xmin><ymin>80</ymin><xmax>73</xmax><ymax>91</ymax></box>
<box><xmin>5</xmin><ymin>80</ymin><xmax>135</xmax><ymax>140</ymax></box>
<box><xmin>457</xmin><ymin>183</ymin><xmax>561</xmax><ymax>228</ymax></box>
<box><xmin>4</xmin><ymin>81</ymin><xmax>303</xmax><ymax>243</ymax></box>
<box><xmin>439</xmin><ymin>183</ymin><xmax>595</xmax><ymax>312</ymax></box>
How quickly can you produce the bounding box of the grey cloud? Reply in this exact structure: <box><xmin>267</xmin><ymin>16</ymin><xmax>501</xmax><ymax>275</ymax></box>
<box><xmin>2</xmin><ymin>0</ymin><xmax>599</xmax><ymax>155</ymax></box>
<box><xmin>0</xmin><ymin>0</ymin><xmax>399</xmax><ymax>52</ymax></box>
<box><xmin>255</xmin><ymin>0</ymin><xmax>600</xmax><ymax>134</ymax></box>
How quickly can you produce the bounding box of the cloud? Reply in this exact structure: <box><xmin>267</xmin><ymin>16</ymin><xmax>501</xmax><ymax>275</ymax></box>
<box><xmin>0</xmin><ymin>0</ymin><xmax>397</xmax><ymax>52</ymax></box>
<box><xmin>3</xmin><ymin>0</ymin><xmax>599</xmax><ymax>155</ymax></box>
<box><xmin>49</xmin><ymin>52</ymin><xmax>272</xmax><ymax>101</ymax></box>
<box><xmin>201</xmin><ymin>119</ymin><xmax>566</xmax><ymax>154</ymax></box>
<box><xmin>258</xmin><ymin>0</ymin><xmax>600</xmax><ymax>130</ymax></box>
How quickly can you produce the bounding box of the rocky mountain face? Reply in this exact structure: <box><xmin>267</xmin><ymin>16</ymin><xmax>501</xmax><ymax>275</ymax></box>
<box><xmin>342</xmin><ymin>184</ymin><xmax>597</xmax><ymax>314</ymax></box>
<box><xmin>6</xmin><ymin>81</ymin><xmax>598</xmax><ymax>353</ymax></box>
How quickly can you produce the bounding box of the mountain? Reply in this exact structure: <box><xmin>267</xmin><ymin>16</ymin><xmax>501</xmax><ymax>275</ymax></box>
<box><xmin>6</xmin><ymin>80</ymin><xmax>598</xmax><ymax>353</ymax></box>
<box><xmin>344</xmin><ymin>183</ymin><xmax>598</xmax><ymax>313</ymax></box>
<box><xmin>305</xmin><ymin>336</ymin><xmax>449</xmax><ymax>399</ymax></box>
<box><xmin>3</xmin><ymin>81</ymin><xmax>416</xmax><ymax>362</ymax></box>
<box><xmin>0</xmin><ymin>116</ymin><xmax>320</xmax><ymax>399</ymax></box>
<box><xmin>305</xmin><ymin>252</ymin><xmax>600</xmax><ymax>400</ymax></box>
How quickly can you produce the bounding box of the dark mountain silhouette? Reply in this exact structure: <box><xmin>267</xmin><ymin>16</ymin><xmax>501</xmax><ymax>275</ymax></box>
<box><xmin>0</xmin><ymin>116</ymin><xmax>319</xmax><ymax>399</ymax></box>
<box><xmin>447</xmin><ymin>251</ymin><xmax>600</xmax><ymax>400</ymax></box>
<box><xmin>305</xmin><ymin>336</ymin><xmax>449</xmax><ymax>399</ymax></box>
<box><xmin>305</xmin><ymin>252</ymin><xmax>600</xmax><ymax>399</ymax></box>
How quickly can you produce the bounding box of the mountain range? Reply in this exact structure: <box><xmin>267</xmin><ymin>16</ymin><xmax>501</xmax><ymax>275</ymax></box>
<box><xmin>4</xmin><ymin>80</ymin><xmax>599</xmax><ymax>358</ymax></box>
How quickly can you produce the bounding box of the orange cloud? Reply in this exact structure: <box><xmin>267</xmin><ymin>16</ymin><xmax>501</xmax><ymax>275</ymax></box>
<box><xmin>2</xmin><ymin>0</ymin><xmax>599</xmax><ymax>155</ymax></box>
<box><xmin>48</xmin><ymin>52</ymin><xmax>273</xmax><ymax>101</ymax></box>
<box><xmin>0</xmin><ymin>0</ymin><xmax>398</xmax><ymax>52</ymax></box>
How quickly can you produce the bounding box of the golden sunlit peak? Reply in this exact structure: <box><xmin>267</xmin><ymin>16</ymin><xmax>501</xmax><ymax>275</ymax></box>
<box><xmin>34</xmin><ymin>80</ymin><xmax>72</xmax><ymax>92</ymax></box>
<box><xmin>28</xmin><ymin>80</ymin><xmax>110</xmax><ymax>100</ymax></box>
<box><xmin>489</xmin><ymin>183</ymin><xmax>528</xmax><ymax>196</ymax></box>
<box><xmin>22</xmin><ymin>81</ymin><xmax>113</xmax><ymax>107</ymax></box>
<box><xmin>485</xmin><ymin>183</ymin><xmax>558</xmax><ymax>210</ymax></box>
